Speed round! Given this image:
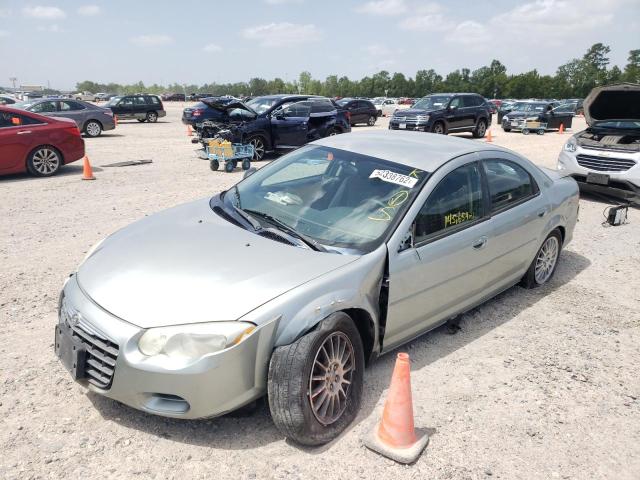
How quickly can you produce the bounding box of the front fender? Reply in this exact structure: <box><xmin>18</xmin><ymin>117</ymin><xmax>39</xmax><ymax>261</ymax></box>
<box><xmin>239</xmin><ymin>245</ymin><xmax>387</xmax><ymax>351</ymax></box>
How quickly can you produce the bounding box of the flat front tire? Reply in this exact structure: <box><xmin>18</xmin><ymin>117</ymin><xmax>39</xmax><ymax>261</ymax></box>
<box><xmin>268</xmin><ymin>312</ymin><xmax>364</xmax><ymax>446</ymax></box>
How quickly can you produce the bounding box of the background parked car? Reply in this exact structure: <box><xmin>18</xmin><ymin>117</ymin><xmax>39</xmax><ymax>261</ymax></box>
<box><xmin>501</xmin><ymin>101</ymin><xmax>572</xmax><ymax>132</ymax></box>
<box><xmin>389</xmin><ymin>93</ymin><xmax>492</xmax><ymax>137</ymax></box>
<box><xmin>373</xmin><ymin>98</ymin><xmax>399</xmax><ymax>117</ymax></box>
<box><xmin>0</xmin><ymin>106</ymin><xmax>85</xmax><ymax>176</ymax></box>
<box><xmin>162</xmin><ymin>93</ymin><xmax>186</xmax><ymax>101</ymax></box>
<box><xmin>73</xmin><ymin>91</ymin><xmax>95</xmax><ymax>101</ymax></box>
<box><xmin>14</xmin><ymin>98</ymin><xmax>115</xmax><ymax>137</ymax></box>
<box><xmin>105</xmin><ymin>95</ymin><xmax>166</xmax><ymax>123</ymax></box>
<box><xmin>334</xmin><ymin>98</ymin><xmax>377</xmax><ymax>126</ymax></box>
<box><xmin>0</xmin><ymin>95</ymin><xmax>16</xmax><ymax>105</ymax></box>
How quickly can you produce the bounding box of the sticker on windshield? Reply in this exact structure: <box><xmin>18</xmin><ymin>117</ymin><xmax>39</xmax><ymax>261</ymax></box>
<box><xmin>369</xmin><ymin>170</ymin><xmax>418</xmax><ymax>188</ymax></box>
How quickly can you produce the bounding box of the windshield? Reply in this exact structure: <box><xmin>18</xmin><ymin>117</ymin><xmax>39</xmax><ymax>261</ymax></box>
<box><xmin>412</xmin><ymin>95</ymin><xmax>451</xmax><ymax>110</ymax></box>
<box><xmin>246</xmin><ymin>96</ymin><xmax>279</xmax><ymax>114</ymax></box>
<box><xmin>593</xmin><ymin>120</ymin><xmax>640</xmax><ymax>129</ymax></box>
<box><xmin>13</xmin><ymin>102</ymin><xmax>32</xmax><ymax>109</ymax></box>
<box><xmin>104</xmin><ymin>96</ymin><xmax>122</xmax><ymax>106</ymax></box>
<box><xmin>224</xmin><ymin>145</ymin><xmax>429</xmax><ymax>252</ymax></box>
<box><xmin>512</xmin><ymin>102</ymin><xmax>546</xmax><ymax>112</ymax></box>
<box><xmin>336</xmin><ymin>99</ymin><xmax>352</xmax><ymax>106</ymax></box>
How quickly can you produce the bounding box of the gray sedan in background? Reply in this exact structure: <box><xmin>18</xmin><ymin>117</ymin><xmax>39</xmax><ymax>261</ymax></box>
<box><xmin>54</xmin><ymin>131</ymin><xmax>579</xmax><ymax>446</ymax></box>
<box><xmin>14</xmin><ymin>98</ymin><xmax>115</xmax><ymax>137</ymax></box>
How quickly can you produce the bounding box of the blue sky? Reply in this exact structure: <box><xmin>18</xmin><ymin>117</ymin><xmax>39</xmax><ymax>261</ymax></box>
<box><xmin>0</xmin><ymin>0</ymin><xmax>638</xmax><ymax>90</ymax></box>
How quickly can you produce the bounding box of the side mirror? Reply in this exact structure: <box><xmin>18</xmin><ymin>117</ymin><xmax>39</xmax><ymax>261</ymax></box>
<box><xmin>398</xmin><ymin>225</ymin><xmax>415</xmax><ymax>252</ymax></box>
<box><xmin>448</xmin><ymin>104</ymin><xmax>457</xmax><ymax>111</ymax></box>
<box><xmin>243</xmin><ymin>167</ymin><xmax>257</xmax><ymax>179</ymax></box>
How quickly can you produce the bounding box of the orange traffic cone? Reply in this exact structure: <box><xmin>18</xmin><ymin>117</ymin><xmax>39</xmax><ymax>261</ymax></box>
<box><xmin>187</xmin><ymin>124</ymin><xmax>192</xmax><ymax>136</ymax></box>
<box><xmin>558</xmin><ymin>123</ymin><xmax>565</xmax><ymax>134</ymax></box>
<box><xmin>114</xmin><ymin>115</ymin><xmax>118</xmax><ymax>127</ymax></box>
<box><xmin>485</xmin><ymin>129</ymin><xmax>493</xmax><ymax>143</ymax></box>
<box><xmin>364</xmin><ymin>353</ymin><xmax>428</xmax><ymax>464</ymax></box>
<box><xmin>82</xmin><ymin>156</ymin><xmax>95</xmax><ymax>180</ymax></box>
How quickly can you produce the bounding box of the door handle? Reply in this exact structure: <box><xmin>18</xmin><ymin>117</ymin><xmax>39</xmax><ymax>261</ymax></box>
<box><xmin>537</xmin><ymin>209</ymin><xmax>548</xmax><ymax>218</ymax></box>
<box><xmin>472</xmin><ymin>236</ymin><xmax>488</xmax><ymax>249</ymax></box>
<box><xmin>17</xmin><ymin>130</ymin><xmax>32</xmax><ymax>135</ymax></box>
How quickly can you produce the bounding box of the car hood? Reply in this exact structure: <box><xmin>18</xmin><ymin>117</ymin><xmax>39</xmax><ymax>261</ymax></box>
<box><xmin>393</xmin><ymin>107</ymin><xmax>443</xmax><ymax>116</ymax></box>
<box><xmin>76</xmin><ymin>198</ymin><xmax>358</xmax><ymax>328</ymax></box>
<box><xmin>583</xmin><ymin>83</ymin><xmax>640</xmax><ymax>126</ymax></box>
<box><xmin>201</xmin><ymin>99</ymin><xmax>256</xmax><ymax>115</ymax></box>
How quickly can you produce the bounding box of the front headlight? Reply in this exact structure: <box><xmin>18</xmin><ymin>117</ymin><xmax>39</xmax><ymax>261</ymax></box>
<box><xmin>564</xmin><ymin>138</ymin><xmax>577</xmax><ymax>152</ymax></box>
<box><xmin>138</xmin><ymin>322</ymin><xmax>255</xmax><ymax>359</ymax></box>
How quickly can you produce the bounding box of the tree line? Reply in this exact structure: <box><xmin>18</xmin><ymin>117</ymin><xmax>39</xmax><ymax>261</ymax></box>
<box><xmin>75</xmin><ymin>43</ymin><xmax>638</xmax><ymax>100</ymax></box>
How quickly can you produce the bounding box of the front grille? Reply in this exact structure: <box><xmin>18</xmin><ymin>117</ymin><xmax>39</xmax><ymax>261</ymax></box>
<box><xmin>61</xmin><ymin>299</ymin><xmax>119</xmax><ymax>389</ymax></box>
<box><xmin>576</xmin><ymin>154</ymin><xmax>636</xmax><ymax>172</ymax></box>
<box><xmin>393</xmin><ymin>115</ymin><xmax>428</xmax><ymax>123</ymax></box>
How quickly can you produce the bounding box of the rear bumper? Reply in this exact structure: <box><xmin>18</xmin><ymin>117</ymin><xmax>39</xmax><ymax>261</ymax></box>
<box><xmin>63</xmin><ymin>138</ymin><xmax>85</xmax><ymax>165</ymax></box>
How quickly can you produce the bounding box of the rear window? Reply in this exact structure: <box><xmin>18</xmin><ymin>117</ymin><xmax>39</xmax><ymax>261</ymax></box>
<box><xmin>146</xmin><ymin>96</ymin><xmax>161</xmax><ymax>105</ymax></box>
<box><xmin>0</xmin><ymin>111</ymin><xmax>45</xmax><ymax>128</ymax></box>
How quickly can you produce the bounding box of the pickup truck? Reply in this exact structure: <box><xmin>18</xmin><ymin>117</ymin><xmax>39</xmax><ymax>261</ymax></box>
<box><xmin>192</xmin><ymin>95</ymin><xmax>352</xmax><ymax>161</ymax></box>
<box><xmin>73</xmin><ymin>91</ymin><xmax>95</xmax><ymax>101</ymax></box>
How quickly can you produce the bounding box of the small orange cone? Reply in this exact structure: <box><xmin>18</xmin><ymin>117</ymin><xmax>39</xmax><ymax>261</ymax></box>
<box><xmin>114</xmin><ymin>115</ymin><xmax>118</xmax><ymax>127</ymax></box>
<box><xmin>82</xmin><ymin>156</ymin><xmax>95</xmax><ymax>180</ymax></box>
<box><xmin>485</xmin><ymin>129</ymin><xmax>493</xmax><ymax>143</ymax></box>
<box><xmin>364</xmin><ymin>353</ymin><xmax>428</xmax><ymax>464</ymax></box>
<box><xmin>558</xmin><ymin>123</ymin><xmax>565</xmax><ymax>134</ymax></box>
<box><xmin>187</xmin><ymin>124</ymin><xmax>192</xmax><ymax>136</ymax></box>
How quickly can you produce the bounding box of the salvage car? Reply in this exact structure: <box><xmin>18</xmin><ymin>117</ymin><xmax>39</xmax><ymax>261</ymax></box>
<box><xmin>557</xmin><ymin>83</ymin><xmax>640</xmax><ymax>205</ymax></box>
<box><xmin>502</xmin><ymin>101</ymin><xmax>572</xmax><ymax>132</ymax></box>
<box><xmin>389</xmin><ymin>93</ymin><xmax>492</xmax><ymax>138</ymax></box>
<box><xmin>55</xmin><ymin>130</ymin><xmax>579</xmax><ymax>445</ymax></box>
<box><xmin>14</xmin><ymin>98</ymin><xmax>116</xmax><ymax>137</ymax></box>
<box><xmin>193</xmin><ymin>95</ymin><xmax>351</xmax><ymax>161</ymax></box>
<box><xmin>0</xmin><ymin>106</ymin><xmax>85</xmax><ymax>176</ymax></box>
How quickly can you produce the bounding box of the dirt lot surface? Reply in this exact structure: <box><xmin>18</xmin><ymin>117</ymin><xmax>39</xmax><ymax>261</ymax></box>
<box><xmin>1</xmin><ymin>103</ymin><xmax>639</xmax><ymax>479</ymax></box>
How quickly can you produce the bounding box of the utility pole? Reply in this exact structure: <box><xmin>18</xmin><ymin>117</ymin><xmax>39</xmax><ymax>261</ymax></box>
<box><xmin>9</xmin><ymin>77</ymin><xmax>17</xmax><ymax>90</ymax></box>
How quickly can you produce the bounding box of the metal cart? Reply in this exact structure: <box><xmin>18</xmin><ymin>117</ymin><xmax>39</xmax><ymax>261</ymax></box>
<box><xmin>511</xmin><ymin>117</ymin><xmax>548</xmax><ymax>135</ymax></box>
<box><xmin>198</xmin><ymin>143</ymin><xmax>254</xmax><ymax>172</ymax></box>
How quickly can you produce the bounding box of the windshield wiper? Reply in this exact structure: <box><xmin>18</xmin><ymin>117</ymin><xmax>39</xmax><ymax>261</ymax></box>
<box><xmin>242</xmin><ymin>209</ymin><xmax>328</xmax><ymax>252</ymax></box>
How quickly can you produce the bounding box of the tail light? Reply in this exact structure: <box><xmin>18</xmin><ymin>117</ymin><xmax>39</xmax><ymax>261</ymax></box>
<box><xmin>66</xmin><ymin>126</ymin><xmax>81</xmax><ymax>137</ymax></box>
<box><xmin>192</xmin><ymin>109</ymin><xmax>203</xmax><ymax>117</ymax></box>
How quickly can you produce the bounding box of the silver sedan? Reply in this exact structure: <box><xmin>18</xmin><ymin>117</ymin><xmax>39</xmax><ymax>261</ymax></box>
<box><xmin>55</xmin><ymin>131</ymin><xmax>579</xmax><ymax>445</ymax></box>
<box><xmin>14</xmin><ymin>98</ymin><xmax>116</xmax><ymax>137</ymax></box>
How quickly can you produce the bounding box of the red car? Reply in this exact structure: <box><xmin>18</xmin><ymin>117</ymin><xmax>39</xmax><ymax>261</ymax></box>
<box><xmin>0</xmin><ymin>106</ymin><xmax>85</xmax><ymax>177</ymax></box>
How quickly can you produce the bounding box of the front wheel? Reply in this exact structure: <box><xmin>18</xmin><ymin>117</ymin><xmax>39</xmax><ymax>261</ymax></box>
<box><xmin>472</xmin><ymin>119</ymin><xmax>487</xmax><ymax>138</ymax></box>
<box><xmin>146</xmin><ymin>111</ymin><xmax>158</xmax><ymax>123</ymax></box>
<box><xmin>432</xmin><ymin>121</ymin><xmax>445</xmax><ymax>135</ymax></box>
<box><xmin>268</xmin><ymin>312</ymin><xmax>364</xmax><ymax>446</ymax></box>
<box><xmin>520</xmin><ymin>230</ymin><xmax>562</xmax><ymax>288</ymax></box>
<box><xmin>503</xmin><ymin>127</ymin><xmax>511</xmax><ymax>132</ymax></box>
<box><xmin>247</xmin><ymin>135</ymin><xmax>266</xmax><ymax>161</ymax></box>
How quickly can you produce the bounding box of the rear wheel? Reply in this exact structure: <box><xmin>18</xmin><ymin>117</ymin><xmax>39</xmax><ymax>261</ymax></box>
<box><xmin>521</xmin><ymin>230</ymin><xmax>562</xmax><ymax>288</ymax></box>
<box><xmin>146</xmin><ymin>111</ymin><xmax>158</xmax><ymax>123</ymax></box>
<box><xmin>472</xmin><ymin>119</ymin><xmax>487</xmax><ymax>138</ymax></box>
<box><xmin>268</xmin><ymin>312</ymin><xmax>364</xmax><ymax>446</ymax></box>
<box><xmin>27</xmin><ymin>146</ymin><xmax>62</xmax><ymax>177</ymax></box>
<box><xmin>84</xmin><ymin>120</ymin><xmax>102</xmax><ymax>137</ymax></box>
<box><xmin>367</xmin><ymin>115</ymin><xmax>376</xmax><ymax>126</ymax></box>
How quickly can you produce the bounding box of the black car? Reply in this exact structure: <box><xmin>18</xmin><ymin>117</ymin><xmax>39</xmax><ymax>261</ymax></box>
<box><xmin>163</xmin><ymin>93</ymin><xmax>186</xmax><ymax>101</ymax></box>
<box><xmin>501</xmin><ymin>101</ymin><xmax>573</xmax><ymax>132</ymax></box>
<box><xmin>334</xmin><ymin>98</ymin><xmax>377</xmax><ymax>126</ymax></box>
<box><xmin>193</xmin><ymin>95</ymin><xmax>352</xmax><ymax>161</ymax></box>
<box><xmin>104</xmin><ymin>95</ymin><xmax>166</xmax><ymax>123</ymax></box>
<box><xmin>389</xmin><ymin>93</ymin><xmax>492</xmax><ymax>138</ymax></box>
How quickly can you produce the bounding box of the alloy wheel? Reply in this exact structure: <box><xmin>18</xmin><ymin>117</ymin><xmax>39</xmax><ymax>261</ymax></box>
<box><xmin>433</xmin><ymin>123</ymin><xmax>444</xmax><ymax>134</ymax></box>
<box><xmin>250</xmin><ymin>137</ymin><xmax>265</xmax><ymax>161</ymax></box>
<box><xmin>534</xmin><ymin>236</ymin><xmax>559</xmax><ymax>284</ymax></box>
<box><xmin>477</xmin><ymin>121</ymin><xmax>486</xmax><ymax>137</ymax></box>
<box><xmin>86</xmin><ymin>121</ymin><xmax>101</xmax><ymax>137</ymax></box>
<box><xmin>32</xmin><ymin>148</ymin><xmax>60</xmax><ymax>175</ymax></box>
<box><xmin>368</xmin><ymin>116</ymin><xmax>376</xmax><ymax>126</ymax></box>
<box><xmin>308</xmin><ymin>331</ymin><xmax>355</xmax><ymax>426</ymax></box>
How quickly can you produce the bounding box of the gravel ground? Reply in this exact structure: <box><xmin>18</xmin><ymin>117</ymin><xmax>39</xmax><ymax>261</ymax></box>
<box><xmin>1</xmin><ymin>104</ymin><xmax>639</xmax><ymax>480</ymax></box>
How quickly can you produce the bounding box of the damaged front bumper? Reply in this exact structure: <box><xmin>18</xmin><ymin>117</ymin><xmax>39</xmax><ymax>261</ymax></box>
<box><xmin>56</xmin><ymin>275</ymin><xmax>279</xmax><ymax>419</ymax></box>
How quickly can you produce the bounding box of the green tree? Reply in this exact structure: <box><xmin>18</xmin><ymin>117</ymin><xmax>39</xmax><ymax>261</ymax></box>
<box><xmin>623</xmin><ymin>49</ymin><xmax>640</xmax><ymax>83</ymax></box>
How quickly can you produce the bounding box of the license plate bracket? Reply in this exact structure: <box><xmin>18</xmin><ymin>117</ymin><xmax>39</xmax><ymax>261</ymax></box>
<box><xmin>399</xmin><ymin>122</ymin><xmax>406</xmax><ymax>129</ymax></box>
<box><xmin>586</xmin><ymin>172</ymin><xmax>610</xmax><ymax>185</ymax></box>
<box><xmin>54</xmin><ymin>324</ymin><xmax>87</xmax><ymax>380</ymax></box>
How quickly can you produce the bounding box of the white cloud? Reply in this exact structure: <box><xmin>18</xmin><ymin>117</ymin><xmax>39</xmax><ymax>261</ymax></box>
<box><xmin>202</xmin><ymin>43</ymin><xmax>222</xmax><ymax>53</ymax></box>
<box><xmin>0</xmin><ymin>30</ymin><xmax>8</xmax><ymax>37</ymax></box>
<box><xmin>23</xmin><ymin>6</ymin><xmax>66</xmax><ymax>19</ymax></box>
<box><xmin>242</xmin><ymin>22</ymin><xmax>322</xmax><ymax>47</ymax></box>
<box><xmin>265</xmin><ymin>0</ymin><xmax>303</xmax><ymax>4</ymax></box>
<box><xmin>37</xmin><ymin>24</ymin><xmax>64</xmax><ymax>33</ymax></box>
<box><xmin>0</xmin><ymin>8</ymin><xmax>11</xmax><ymax>17</ymax></box>
<box><xmin>445</xmin><ymin>21</ymin><xmax>491</xmax><ymax>47</ymax></box>
<box><xmin>77</xmin><ymin>5</ymin><xmax>101</xmax><ymax>16</ymax></box>
<box><xmin>399</xmin><ymin>14</ymin><xmax>452</xmax><ymax>32</ymax></box>
<box><xmin>356</xmin><ymin>0</ymin><xmax>407</xmax><ymax>16</ymax></box>
<box><xmin>130</xmin><ymin>34</ymin><xmax>174</xmax><ymax>47</ymax></box>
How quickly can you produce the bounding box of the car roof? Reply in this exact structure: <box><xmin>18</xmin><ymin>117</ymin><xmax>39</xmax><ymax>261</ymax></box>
<box><xmin>256</xmin><ymin>94</ymin><xmax>323</xmax><ymax>100</ymax></box>
<box><xmin>312</xmin><ymin>131</ymin><xmax>511</xmax><ymax>171</ymax></box>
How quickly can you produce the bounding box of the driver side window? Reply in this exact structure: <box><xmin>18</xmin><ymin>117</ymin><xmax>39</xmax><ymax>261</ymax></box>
<box><xmin>282</xmin><ymin>102</ymin><xmax>311</xmax><ymax>118</ymax></box>
<box><xmin>449</xmin><ymin>97</ymin><xmax>462</xmax><ymax>109</ymax></box>
<box><xmin>414</xmin><ymin>162</ymin><xmax>484</xmax><ymax>244</ymax></box>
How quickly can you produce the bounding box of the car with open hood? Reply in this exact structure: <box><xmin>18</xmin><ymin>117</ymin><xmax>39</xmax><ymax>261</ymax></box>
<box><xmin>54</xmin><ymin>130</ymin><xmax>578</xmax><ymax>446</ymax></box>
<box><xmin>190</xmin><ymin>95</ymin><xmax>351</xmax><ymax>161</ymax></box>
<box><xmin>557</xmin><ymin>83</ymin><xmax>640</xmax><ymax>205</ymax></box>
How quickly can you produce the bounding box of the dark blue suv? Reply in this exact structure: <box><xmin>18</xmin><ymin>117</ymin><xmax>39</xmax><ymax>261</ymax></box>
<box><xmin>193</xmin><ymin>95</ymin><xmax>351</xmax><ymax>160</ymax></box>
<box><xmin>389</xmin><ymin>93</ymin><xmax>492</xmax><ymax>138</ymax></box>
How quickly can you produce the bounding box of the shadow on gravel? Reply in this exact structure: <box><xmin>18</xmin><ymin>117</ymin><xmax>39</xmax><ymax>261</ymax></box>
<box><xmin>88</xmin><ymin>249</ymin><xmax>590</xmax><ymax>452</ymax></box>
<box><xmin>0</xmin><ymin>164</ymin><xmax>104</xmax><ymax>183</ymax></box>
